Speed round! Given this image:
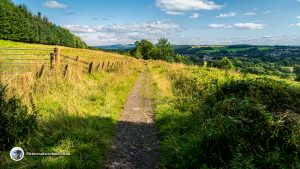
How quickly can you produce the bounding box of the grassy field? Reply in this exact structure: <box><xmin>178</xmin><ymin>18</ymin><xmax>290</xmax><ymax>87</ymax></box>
<box><xmin>149</xmin><ymin>61</ymin><xmax>300</xmax><ymax>168</ymax></box>
<box><xmin>0</xmin><ymin>40</ymin><xmax>143</xmax><ymax>168</ymax></box>
<box><xmin>189</xmin><ymin>45</ymin><xmax>273</xmax><ymax>54</ymax></box>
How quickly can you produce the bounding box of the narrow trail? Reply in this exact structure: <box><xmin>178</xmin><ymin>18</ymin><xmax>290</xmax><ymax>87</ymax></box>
<box><xmin>105</xmin><ymin>65</ymin><xmax>159</xmax><ymax>169</ymax></box>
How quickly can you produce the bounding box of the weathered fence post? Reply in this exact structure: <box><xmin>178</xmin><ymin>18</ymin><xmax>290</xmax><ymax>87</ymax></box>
<box><xmin>63</xmin><ymin>64</ymin><xmax>69</xmax><ymax>77</ymax></box>
<box><xmin>50</xmin><ymin>52</ymin><xmax>55</xmax><ymax>69</ymax></box>
<box><xmin>96</xmin><ymin>63</ymin><xmax>100</xmax><ymax>72</ymax></box>
<box><xmin>54</xmin><ymin>47</ymin><xmax>60</xmax><ymax>64</ymax></box>
<box><xmin>76</xmin><ymin>56</ymin><xmax>79</xmax><ymax>61</ymax></box>
<box><xmin>102</xmin><ymin>62</ymin><xmax>105</xmax><ymax>69</ymax></box>
<box><xmin>111</xmin><ymin>62</ymin><xmax>114</xmax><ymax>69</ymax></box>
<box><xmin>38</xmin><ymin>65</ymin><xmax>45</xmax><ymax>78</ymax></box>
<box><xmin>107</xmin><ymin>62</ymin><xmax>110</xmax><ymax>69</ymax></box>
<box><xmin>88</xmin><ymin>62</ymin><xmax>93</xmax><ymax>74</ymax></box>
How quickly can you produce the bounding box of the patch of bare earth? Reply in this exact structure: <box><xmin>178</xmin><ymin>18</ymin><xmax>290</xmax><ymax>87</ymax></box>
<box><xmin>105</xmin><ymin>67</ymin><xmax>159</xmax><ymax>169</ymax></box>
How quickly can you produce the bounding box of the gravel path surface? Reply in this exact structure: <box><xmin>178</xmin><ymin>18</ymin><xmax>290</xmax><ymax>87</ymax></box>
<box><xmin>105</xmin><ymin>67</ymin><xmax>159</xmax><ymax>169</ymax></box>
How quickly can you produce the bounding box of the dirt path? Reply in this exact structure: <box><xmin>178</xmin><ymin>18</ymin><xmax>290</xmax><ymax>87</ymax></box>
<box><xmin>105</xmin><ymin>66</ymin><xmax>159</xmax><ymax>169</ymax></box>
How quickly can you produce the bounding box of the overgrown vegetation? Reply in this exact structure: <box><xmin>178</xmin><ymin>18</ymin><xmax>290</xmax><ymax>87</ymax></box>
<box><xmin>0</xmin><ymin>86</ymin><xmax>37</xmax><ymax>151</ymax></box>
<box><xmin>0</xmin><ymin>40</ymin><xmax>143</xmax><ymax>168</ymax></box>
<box><xmin>150</xmin><ymin>61</ymin><xmax>300</xmax><ymax>168</ymax></box>
<box><xmin>0</xmin><ymin>0</ymin><xmax>87</xmax><ymax>48</ymax></box>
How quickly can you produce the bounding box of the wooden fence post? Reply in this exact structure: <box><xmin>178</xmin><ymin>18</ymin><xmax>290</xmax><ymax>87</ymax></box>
<box><xmin>63</xmin><ymin>64</ymin><xmax>69</xmax><ymax>77</ymax></box>
<box><xmin>107</xmin><ymin>62</ymin><xmax>110</xmax><ymax>69</ymax></box>
<box><xmin>88</xmin><ymin>62</ymin><xmax>93</xmax><ymax>74</ymax></box>
<box><xmin>76</xmin><ymin>56</ymin><xmax>79</xmax><ymax>61</ymax></box>
<box><xmin>54</xmin><ymin>47</ymin><xmax>60</xmax><ymax>64</ymax></box>
<box><xmin>111</xmin><ymin>62</ymin><xmax>114</xmax><ymax>69</ymax></box>
<box><xmin>50</xmin><ymin>52</ymin><xmax>55</xmax><ymax>69</ymax></box>
<box><xmin>102</xmin><ymin>62</ymin><xmax>105</xmax><ymax>69</ymax></box>
<box><xmin>96</xmin><ymin>63</ymin><xmax>100</xmax><ymax>72</ymax></box>
<box><xmin>38</xmin><ymin>65</ymin><xmax>45</xmax><ymax>78</ymax></box>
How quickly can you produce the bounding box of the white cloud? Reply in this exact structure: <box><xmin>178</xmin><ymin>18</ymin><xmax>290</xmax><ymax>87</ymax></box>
<box><xmin>289</xmin><ymin>23</ymin><xmax>300</xmax><ymax>27</ymax></box>
<box><xmin>234</xmin><ymin>23</ymin><xmax>265</xmax><ymax>30</ymax></box>
<box><xmin>64</xmin><ymin>25</ymin><xmax>96</xmax><ymax>33</ymax></box>
<box><xmin>217</xmin><ymin>12</ymin><xmax>236</xmax><ymax>18</ymax></box>
<box><xmin>165</xmin><ymin>11</ymin><xmax>185</xmax><ymax>15</ymax></box>
<box><xmin>297</xmin><ymin>16</ymin><xmax>300</xmax><ymax>19</ymax></box>
<box><xmin>156</xmin><ymin>0</ymin><xmax>222</xmax><ymax>15</ymax></box>
<box><xmin>208</xmin><ymin>23</ymin><xmax>231</xmax><ymax>28</ymax></box>
<box><xmin>243</xmin><ymin>12</ymin><xmax>256</xmax><ymax>16</ymax></box>
<box><xmin>65</xmin><ymin>21</ymin><xmax>182</xmax><ymax>45</ymax></box>
<box><xmin>190</xmin><ymin>13</ymin><xmax>199</xmax><ymax>19</ymax></box>
<box><xmin>263</xmin><ymin>10</ymin><xmax>271</xmax><ymax>14</ymax></box>
<box><xmin>43</xmin><ymin>1</ymin><xmax>68</xmax><ymax>9</ymax></box>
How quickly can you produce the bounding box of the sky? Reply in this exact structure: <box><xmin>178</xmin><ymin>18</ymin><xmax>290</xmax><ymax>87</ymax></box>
<box><xmin>11</xmin><ymin>0</ymin><xmax>300</xmax><ymax>46</ymax></box>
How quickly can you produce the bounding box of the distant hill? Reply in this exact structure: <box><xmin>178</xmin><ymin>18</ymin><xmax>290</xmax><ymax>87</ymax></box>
<box><xmin>95</xmin><ymin>44</ymin><xmax>136</xmax><ymax>50</ymax></box>
<box><xmin>0</xmin><ymin>0</ymin><xmax>87</xmax><ymax>48</ymax></box>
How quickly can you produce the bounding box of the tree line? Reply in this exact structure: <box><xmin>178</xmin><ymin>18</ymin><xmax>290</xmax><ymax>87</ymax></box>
<box><xmin>0</xmin><ymin>0</ymin><xmax>87</xmax><ymax>48</ymax></box>
<box><xmin>131</xmin><ymin>38</ymin><xmax>185</xmax><ymax>62</ymax></box>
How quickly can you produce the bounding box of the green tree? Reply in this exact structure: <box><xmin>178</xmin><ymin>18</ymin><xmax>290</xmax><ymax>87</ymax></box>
<box><xmin>0</xmin><ymin>0</ymin><xmax>87</xmax><ymax>48</ymax></box>
<box><xmin>293</xmin><ymin>65</ymin><xmax>300</xmax><ymax>75</ymax></box>
<box><xmin>155</xmin><ymin>38</ymin><xmax>175</xmax><ymax>61</ymax></box>
<box><xmin>135</xmin><ymin>39</ymin><xmax>154</xmax><ymax>60</ymax></box>
<box><xmin>133</xmin><ymin>46</ymin><xmax>143</xmax><ymax>59</ymax></box>
<box><xmin>220</xmin><ymin>57</ymin><xmax>235</xmax><ymax>71</ymax></box>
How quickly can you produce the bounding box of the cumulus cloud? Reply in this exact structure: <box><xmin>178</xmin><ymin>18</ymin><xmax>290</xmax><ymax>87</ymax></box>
<box><xmin>243</xmin><ymin>12</ymin><xmax>256</xmax><ymax>16</ymax></box>
<box><xmin>289</xmin><ymin>23</ymin><xmax>300</xmax><ymax>27</ymax></box>
<box><xmin>64</xmin><ymin>25</ymin><xmax>96</xmax><ymax>33</ymax></box>
<box><xmin>64</xmin><ymin>21</ymin><xmax>182</xmax><ymax>45</ymax></box>
<box><xmin>234</xmin><ymin>23</ymin><xmax>265</xmax><ymax>30</ymax></box>
<box><xmin>190</xmin><ymin>13</ymin><xmax>199</xmax><ymax>19</ymax></box>
<box><xmin>156</xmin><ymin>0</ymin><xmax>221</xmax><ymax>15</ymax></box>
<box><xmin>217</xmin><ymin>12</ymin><xmax>236</xmax><ymax>18</ymax></box>
<box><xmin>208</xmin><ymin>24</ymin><xmax>231</xmax><ymax>28</ymax></box>
<box><xmin>263</xmin><ymin>10</ymin><xmax>271</xmax><ymax>14</ymax></box>
<box><xmin>297</xmin><ymin>16</ymin><xmax>300</xmax><ymax>19</ymax></box>
<box><xmin>165</xmin><ymin>11</ymin><xmax>185</xmax><ymax>15</ymax></box>
<box><xmin>43</xmin><ymin>1</ymin><xmax>68</xmax><ymax>9</ymax></box>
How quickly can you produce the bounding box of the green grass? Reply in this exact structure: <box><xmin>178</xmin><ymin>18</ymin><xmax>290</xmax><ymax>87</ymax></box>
<box><xmin>193</xmin><ymin>46</ymin><xmax>274</xmax><ymax>54</ymax></box>
<box><xmin>0</xmin><ymin>40</ymin><xmax>143</xmax><ymax>168</ymax></box>
<box><xmin>149</xmin><ymin>61</ymin><xmax>300</xmax><ymax>168</ymax></box>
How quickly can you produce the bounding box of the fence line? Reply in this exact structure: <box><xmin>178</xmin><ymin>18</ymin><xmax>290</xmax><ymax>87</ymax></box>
<box><xmin>0</xmin><ymin>48</ymin><xmax>53</xmax><ymax>51</ymax></box>
<box><xmin>0</xmin><ymin>47</ymin><xmax>127</xmax><ymax>77</ymax></box>
<box><xmin>0</xmin><ymin>58</ymin><xmax>49</xmax><ymax>61</ymax></box>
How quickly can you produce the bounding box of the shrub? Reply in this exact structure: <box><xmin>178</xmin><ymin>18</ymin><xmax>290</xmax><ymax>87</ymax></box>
<box><xmin>166</xmin><ymin>75</ymin><xmax>300</xmax><ymax>168</ymax></box>
<box><xmin>198</xmin><ymin>78</ymin><xmax>300</xmax><ymax>168</ymax></box>
<box><xmin>0</xmin><ymin>86</ymin><xmax>37</xmax><ymax>150</ymax></box>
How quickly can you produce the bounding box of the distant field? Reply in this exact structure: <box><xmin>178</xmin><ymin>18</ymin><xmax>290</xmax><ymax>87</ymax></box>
<box><xmin>190</xmin><ymin>46</ymin><xmax>274</xmax><ymax>54</ymax></box>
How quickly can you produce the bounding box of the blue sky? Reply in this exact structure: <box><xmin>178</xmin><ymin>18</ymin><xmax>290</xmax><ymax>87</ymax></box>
<box><xmin>12</xmin><ymin>0</ymin><xmax>300</xmax><ymax>46</ymax></box>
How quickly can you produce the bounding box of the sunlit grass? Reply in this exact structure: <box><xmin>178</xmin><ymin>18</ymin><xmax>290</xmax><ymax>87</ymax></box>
<box><xmin>149</xmin><ymin>60</ymin><xmax>300</xmax><ymax>168</ymax></box>
<box><xmin>0</xmin><ymin>40</ymin><xmax>143</xmax><ymax>168</ymax></box>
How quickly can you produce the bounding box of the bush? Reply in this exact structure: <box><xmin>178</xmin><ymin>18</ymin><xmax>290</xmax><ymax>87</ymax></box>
<box><xmin>296</xmin><ymin>74</ymin><xmax>300</xmax><ymax>82</ymax></box>
<box><xmin>165</xmin><ymin>75</ymin><xmax>300</xmax><ymax>168</ymax></box>
<box><xmin>0</xmin><ymin>86</ymin><xmax>37</xmax><ymax>150</ymax></box>
<box><xmin>198</xmin><ymin>78</ymin><xmax>300</xmax><ymax>168</ymax></box>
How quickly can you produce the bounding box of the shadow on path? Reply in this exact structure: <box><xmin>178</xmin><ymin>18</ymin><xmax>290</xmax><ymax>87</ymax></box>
<box><xmin>105</xmin><ymin>67</ymin><xmax>160</xmax><ymax>169</ymax></box>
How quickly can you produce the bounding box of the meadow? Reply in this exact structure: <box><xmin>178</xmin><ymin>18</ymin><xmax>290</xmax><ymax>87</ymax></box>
<box><xmin>0</xmin><ymin>40</ymin><xmax>143</xmax><ymax>168</ymax></box>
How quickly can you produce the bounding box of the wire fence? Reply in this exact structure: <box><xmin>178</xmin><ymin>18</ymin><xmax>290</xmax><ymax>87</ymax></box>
<box><xmin>0</xmin><ymin>47</ymin><xmax>127</xmax><ymax>76</ymax></box>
